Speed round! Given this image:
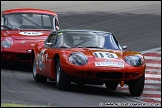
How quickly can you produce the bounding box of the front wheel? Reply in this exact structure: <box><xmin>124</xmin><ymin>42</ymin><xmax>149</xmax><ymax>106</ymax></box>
<box><xmin>128</xmin><ymin>74</ymin><xmax>145</xmax><ymax>96</ymax></box>
<box><xmin>33</xmin><ymin>58</ymin><xmax>47</xmax><ymax>83</ymax></box>
<box><xmin>56</xmin><ymin>58</ymin><xmax>71</xmax><ymax>90</ymax></box>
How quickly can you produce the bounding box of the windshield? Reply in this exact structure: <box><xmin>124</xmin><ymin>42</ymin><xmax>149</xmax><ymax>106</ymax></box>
<box><xmin>57</xmin><ymin>31</ymin><xmax>121</xmax><ymax>50</ymax></box>
<box><xmin>2</xmin><ymin>13</ymin><xmax>55</xmax><ymax>30</ymax></box>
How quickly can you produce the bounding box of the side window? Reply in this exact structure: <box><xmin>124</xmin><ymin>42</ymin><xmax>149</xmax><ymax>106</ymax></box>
<box><xmin>1</xmin><ymin>17</ymin><xmax>4</xmax><ymax>25</ymax></box>
<box><xmin>52</xmin><ymin>34</ymin><xmax>57</xmax><ymax>47</ymax></box>
<box><xmin>44</xmin><ymin>32</ymin><xmax>56</xmax><ymax>48</ymax></box>
<box><xmin>1</xmin><ymin>16</ymin><xmax>5</xmax><ymax>29</ymax></box>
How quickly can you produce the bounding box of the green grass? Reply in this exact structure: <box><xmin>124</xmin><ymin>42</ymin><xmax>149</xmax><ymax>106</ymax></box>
<box><xmin>1</xmin><ymin>103</ymin><xmax>50</xmax><ymax>107</ymax></box>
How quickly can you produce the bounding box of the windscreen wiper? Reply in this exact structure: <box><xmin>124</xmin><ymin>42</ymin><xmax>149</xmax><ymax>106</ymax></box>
<box><xmin>86</xmin><ymin>46</ymin><xmax>103</xmax><ymax>49</ymax></box>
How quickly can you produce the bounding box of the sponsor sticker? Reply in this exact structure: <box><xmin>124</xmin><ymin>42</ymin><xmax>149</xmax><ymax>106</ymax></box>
<box><xmin>95</xmin><ymin>62</ymin><xmax>124</xmax><ymax>68</ymax></box>
<box><xmin>19</xmin><ymin>32</ymin><xmax>43</xmax><ymax>36</ymax></box>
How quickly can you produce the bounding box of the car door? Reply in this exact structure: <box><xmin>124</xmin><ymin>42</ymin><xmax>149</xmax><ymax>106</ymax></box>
<box><xmin>43</xmin><ymin>32</ymin><xmax>57</xmax><ymax>77</ymax></box>
<box><xmin>36</xmin><ymin>33</ymin><xmax>54</xmax><ymax>75</ymax></box>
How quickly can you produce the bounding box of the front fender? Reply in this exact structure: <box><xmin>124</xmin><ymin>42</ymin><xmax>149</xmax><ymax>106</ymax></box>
<box><xmin>34</xmin><ymin>41</ymin><xmax>44</xmax><ymax>56</ymax></box>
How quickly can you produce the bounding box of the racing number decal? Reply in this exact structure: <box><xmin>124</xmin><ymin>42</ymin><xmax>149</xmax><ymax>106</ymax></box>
<box><xmin>38</xmin><ymin>49</ymin><xmax>47</xmax><ymax>70</ymax></box>
<box><xmin>93</xmin><ymin>52</ymin><xmax>118</xmax><ymax>58</ymax></box>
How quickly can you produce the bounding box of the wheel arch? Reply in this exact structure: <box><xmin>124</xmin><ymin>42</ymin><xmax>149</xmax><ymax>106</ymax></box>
<box><xmin>31</xmin><ymin>50</ymin><xmax>35</xmax><ymax>65</ymax></box>
<box><xmin>51</xmin><ymin>53</ymin><xmax>60</xmax><ymax>78</ymax></box>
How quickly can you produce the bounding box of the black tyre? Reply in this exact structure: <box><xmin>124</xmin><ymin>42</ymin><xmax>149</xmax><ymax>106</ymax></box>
<box><xmin>33</xmin><ymin>58</ymin><xmax>47</xmax><ymax>83</ymax></box>
<box><xmin>56</xmin><ymin>58</ymin><xmax>71</xmax><ymax>90</ymax></box>
<box><xmin>128</xmin><ymin>74</ymin><xmax>145</xmax><ymax>96</ymax></box>
<box><xmin>105</xmin><ymin>81</ymin><xmax>118</xmax><ymax>90</ymax></box>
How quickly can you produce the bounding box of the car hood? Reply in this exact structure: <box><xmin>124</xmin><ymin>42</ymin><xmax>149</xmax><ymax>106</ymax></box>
<box><xmin>61</xmin><ymin>48</ymin><xmax>126</xmax><ymax>59</ymax></box>
<box><xmin>60</xmin><ymin>48</ymin><xmax>140</xmax><ymax>59</ymax></box>
<box><xmin>1</xmin><ymin>30</ymin><xmax>52</xmax><ymax>50</ymax></box>
<box><xmin>2</xmin><ymin>30</ymin><xmax>52</xmax><ymax>40</ymax></box>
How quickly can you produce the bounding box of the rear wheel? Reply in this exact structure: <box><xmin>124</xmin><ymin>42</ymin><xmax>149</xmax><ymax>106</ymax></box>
<box><xmin>105</xmin><ymin>81</ymin><xmax>118</xmax><ymax>90</ymax></box>
<box><xmin>56</xmin><ymin>58</ymin><xmax>71</xmax><ymax>90</ymax></box>
<box><xmin>33</xmin><ymin>58</ymin><xmax>47</xmax><ymax>83</ymax></box>
<box><xmin>128</xmin><ymin>74</ymin><xmax>145</xmax><ymax>96</ymax></box>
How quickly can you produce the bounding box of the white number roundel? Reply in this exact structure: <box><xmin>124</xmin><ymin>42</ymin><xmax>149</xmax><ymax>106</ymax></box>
<box><xmin>93</xmin><ymin>52</ymin><xmax>118</xmax><ymax>58</ymax></box>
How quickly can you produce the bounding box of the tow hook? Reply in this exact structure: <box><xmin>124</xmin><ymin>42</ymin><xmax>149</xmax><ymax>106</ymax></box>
<box><xmin>120</xmin><ymin>81</ymin><xmax>124</xmax><ymax>87</ymax></box>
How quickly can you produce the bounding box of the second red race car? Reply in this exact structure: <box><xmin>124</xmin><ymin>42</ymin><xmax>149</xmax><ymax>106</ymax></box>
<box><xmin>33</xmin><ymin>29</ymin><xmax>146</xmax><ymax>96</ymax></box>
<box><xmin>1</xmin><ymin>8</ymin><xmax>60</xmax><ymax>64</ymax></box>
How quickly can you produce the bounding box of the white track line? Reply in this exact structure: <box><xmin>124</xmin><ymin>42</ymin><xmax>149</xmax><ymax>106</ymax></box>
<box><xmin>117</xmin><ymin>85</ymin><xmax>160</xmax><ymax>89</ymax></box>
<box><xmin>145</xmin><ymin>74</ymin><xmax>161</xmax><ymax>78</ymax></box>
<box><xmin>146</xmin><ymin>63</ymin><xmax>161</xmax><ymax>67</ymax></box>
<box><xmin>140</xmin><ymin>47</ymin><xmax>161</xmax><ymax>54</ymax></box>
<box><xmin>146</xmin><ymin>69</ymin><xmax>161</xmax><ymax>72</ymax></box>
<box><xmin>119</xmin><ymin>89</ymin><xmax>161</xmax><ymax>94</ymax></box>
<box><xmin>144</xmin><ymin>56</ymin><xmax>161</xmax><ymax>60</ymax></box>
<box><xmin>145</xmin><ymin>80</ymin><xmax>161</xmax><ymax>84</ymax></box>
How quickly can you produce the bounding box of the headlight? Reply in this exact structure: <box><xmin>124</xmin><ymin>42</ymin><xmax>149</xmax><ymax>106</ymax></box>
<box><xmin>69</xmin><ymin>52</ymin><xmax>88</xmax><ymax>66</ymax></box>
<box><xmin>1</xmin><ymin>37</ymin><xmax>13</xmax><ymax>48</ymax></box>
<box><xmin>125</xmin><ymin>55</ymin><xmax>143</xmax><ymax>67</ymax></box>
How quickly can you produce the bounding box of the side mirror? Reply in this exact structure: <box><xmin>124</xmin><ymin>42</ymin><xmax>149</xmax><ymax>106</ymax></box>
<box><xmin>46</xmin><ymin>42</ymin><xmax>52</xmax><ymax>46</ymax></box>
<box><xmin>121</xmin><ymin>46</ymin><xmax>127</xmax><ymax>50</ymax></box>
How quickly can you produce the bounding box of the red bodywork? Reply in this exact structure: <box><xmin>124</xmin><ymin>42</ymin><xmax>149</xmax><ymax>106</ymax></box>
<box><xmin>1</xmin><ymin>8</ymin><xmax>59</xmax><ymax>63</ymax></box>
<box><xmin>34</xmin><ymin>41</ymin><xmax>146</xmax><ymax>82</ymax></box>
<box><xmin>2</xmin><ymin>8</ymin><xmax>58</xmax><ymax>16</ymax></box>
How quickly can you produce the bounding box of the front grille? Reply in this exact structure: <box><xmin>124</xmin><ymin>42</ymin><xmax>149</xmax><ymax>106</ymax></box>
<box><xmin>77</xmin><ymin>71</ymin><xmax>95</xmax><ymax>77</ymax></box>
<box><xmin>16</xmin><ymin>54</ymin><xmax>31</xmax><ymax>61</ymax></box>
<box><xmin>96</xmin><ymin>72</ymin><xmax>123</xmax><ymax>79</ymax></box>
<box><xmin>124</xmin><ymin>73</ymin><xmax>139</xmax><ymax>78</ymax></box>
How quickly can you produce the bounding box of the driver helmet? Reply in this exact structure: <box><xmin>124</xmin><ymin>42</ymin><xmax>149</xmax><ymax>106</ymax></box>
<box><xmin>9</xmin><ymin>14</ymin><xmax>23</xmax><ymax>27</ymax></box>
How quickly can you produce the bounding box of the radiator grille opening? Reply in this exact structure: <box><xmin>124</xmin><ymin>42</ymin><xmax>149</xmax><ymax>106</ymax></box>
<box><xmin>16</xmin><ymin>54</ymin><xmax>31</xmax><ymax>61</ymax></box>
<box><xmin>96</xmin><ymin>72</ymin><xmax>123</xmax><ymax>79</ymax></box>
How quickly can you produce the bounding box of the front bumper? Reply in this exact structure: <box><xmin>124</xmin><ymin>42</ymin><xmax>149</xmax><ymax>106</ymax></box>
<box><xmin>61</xmin><ymin>63</ymin><xmax>146</xmax><ymax>82</ymax></box>
<box><xmin>1</xmin><ymin>50</ymin><xmax>33</xmax><ymax>63</ymax></box>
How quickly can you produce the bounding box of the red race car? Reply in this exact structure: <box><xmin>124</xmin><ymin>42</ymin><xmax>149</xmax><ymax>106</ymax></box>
<box><xmin>33</xmin><ymin>29</ymin><xmax>146</xmax><ymax>96</ymax></box>
<box><xmin>1</xmin><ymin>8</ymin><xmax>60</xmax><ymax>64</ymax></box>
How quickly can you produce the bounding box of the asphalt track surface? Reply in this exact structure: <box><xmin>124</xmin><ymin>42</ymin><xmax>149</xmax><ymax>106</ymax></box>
<box><xmin>1</xmin><ymin>1</ymin><xmax>161</xmax><ymax>107</ymax></box>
